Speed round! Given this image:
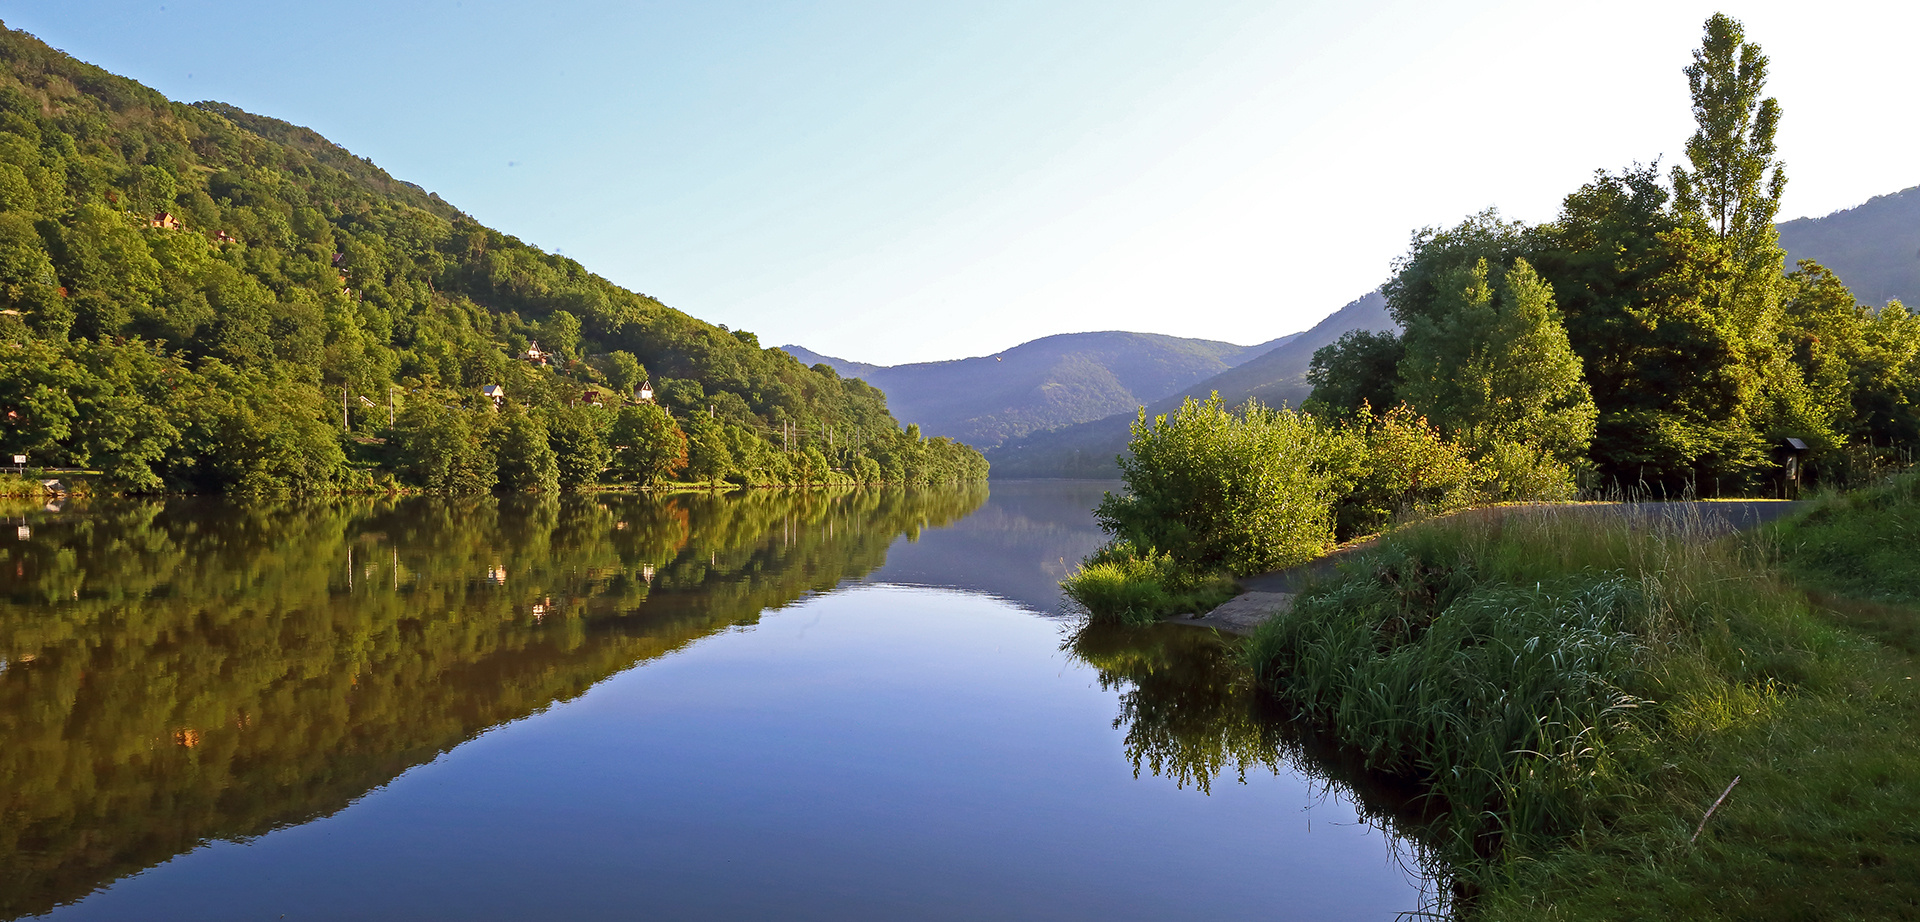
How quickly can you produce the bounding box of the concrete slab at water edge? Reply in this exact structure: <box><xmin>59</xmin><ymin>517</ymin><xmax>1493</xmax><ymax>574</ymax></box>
<box><xmin>1169</xmin><ymin>591</ymin><xmax>1295</xmax><ymax>636</ymax></box>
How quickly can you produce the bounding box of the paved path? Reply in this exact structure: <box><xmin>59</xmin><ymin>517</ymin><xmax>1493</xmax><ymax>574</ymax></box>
<box><xmin>1172</xmin><ymin>500</ymin><xmax>1805</xmax><ymax>636</ymax></box>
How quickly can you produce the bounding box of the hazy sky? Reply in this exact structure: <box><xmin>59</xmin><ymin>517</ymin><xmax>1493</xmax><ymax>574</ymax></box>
<box><xmin>5</xmin><ymin>1</ymin><xmax>1916</xmax><ymax>364</ymax></box>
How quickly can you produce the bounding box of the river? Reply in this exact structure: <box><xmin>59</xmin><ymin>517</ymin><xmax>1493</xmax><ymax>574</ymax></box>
<box><xmin>0</xmin><ymin>482</ymin><xmax>1433</xmax><ymax>920</ymax></box>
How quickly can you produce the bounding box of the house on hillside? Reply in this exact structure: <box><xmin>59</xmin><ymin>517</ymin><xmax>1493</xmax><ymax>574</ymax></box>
<box><xmin>523</xmin><ymin>341</ymin><xmax>549</xmax><ymax>365</ymax></box>
<box><xmin>214</xmin><ymin>231</ymin><xmax>235</xmax><ymax>244</ymax></box>
<box><xmin>149</xmin><ymin>212</ymin><xmax>179</xmax><ymax>230</ymax></box>
<box><xmin>482</xmin><ymin>384</ymin><xmax>507</xmax><ymax>409</ymax></box>
<box><xmin>635</xmin><ymin>382</ymin><xmax>654</xmax><ymax>403</ymax></box>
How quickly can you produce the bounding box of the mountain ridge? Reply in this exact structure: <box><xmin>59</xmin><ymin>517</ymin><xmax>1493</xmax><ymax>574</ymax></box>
<box><xmin>778</xmin><ymin>328</ymin><xmax>1303</xmax><ymax>450</ymax></box>
<box><xmin>982</xmin><ymin>291</ymin><xmax>1394</xmax><ymax>478</ymax></box>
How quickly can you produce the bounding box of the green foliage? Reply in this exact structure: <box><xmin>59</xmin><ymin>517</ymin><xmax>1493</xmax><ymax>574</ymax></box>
<box><xmin>494</xmin><ymin>407</ymin><xmax>558</xmax><ymax>493</ymax></box>
<box><xmin>1328</xmin><ymin>402</ymin><xmax>1477</xmax><ymax>540</ymax></box>
<box><xmin>1398</xmin><ymin>257</ymin><xmax>1596</xmax><ymax>481</ymax></box>
<box><xmin>1671</xmin><ymin>13</ymin><xmax>1786</xmax><ymax>260</ymax></box>
<box><xmin>1304</xmin><ymin>329</ymin><xmax>1402</xmax><ymax>418</ymax></box>
<box><xmin>1060</xmin><ymin>541</ymin><xmax>1237</xmax><ymax>625</ymax></box>
<box><xmin>606</xmin><ymin>404</ymin><xmax>687</xmax><ymax>486</ymax></box>
<box><xmin>1097</xmin><ymin>395</ymin><xmax>1348</xmax><ymax>576</ymax></box>
<box><xmin>0</xmin><ymin>24</ymin><xmax>985</xmax><ymax>494</ymax></box>
<box><xmin>546</xmin><ymin>404</ymin><xmax>610</xmax><ymax>490</ymax></box>
<box><xmin>603</xmin><ymin>350</ymin><xmax>645</xmax><ymax>397</ymax></box>
<box><xmin>391</xmin><ymin>399</ymin><xmax>496</xmax><ymax>494</ymax></box>
<box><xmin>1533</xmin><ymin>165</ymin><xmax>1765</xmax><ymax>491</ymax></box>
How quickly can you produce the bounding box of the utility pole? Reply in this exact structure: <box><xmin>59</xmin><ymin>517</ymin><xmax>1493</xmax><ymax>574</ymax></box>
<box><xmin>343</xmin><ymin>385</ymin><xmax>349</xmax><ymax>431</ymax></box>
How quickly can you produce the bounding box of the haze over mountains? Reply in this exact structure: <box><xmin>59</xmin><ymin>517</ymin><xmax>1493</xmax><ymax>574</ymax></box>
<box><xmin>1778</xmin><ymin>183</ymin><xmax>1920</xmax><ymax>311</ymax></box>
<box><xmin>788</xmin><ymin>183</ymin><xmax>1916</xmax><ymax>479</ymax></box>
<box><xmin>781</xmin><ymin>330</ymin><xmax>1301</xmax><ymax>450</ymax></box>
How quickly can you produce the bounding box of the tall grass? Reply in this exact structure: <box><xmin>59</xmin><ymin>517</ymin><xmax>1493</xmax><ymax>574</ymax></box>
<box><xmin>1241</xmin><ymin>504</ymin><xmax>1855</xmax><ymax>893</ymax></box>
<box><xmin>1061</xmin><ymin>542</ymin><xmax>1237</xmax><ymax>625</ymax></box>
<box><xmin>1774</xmin><ymin>468</ymin><xmax>1920</xmax><ymax>605</ymax></box>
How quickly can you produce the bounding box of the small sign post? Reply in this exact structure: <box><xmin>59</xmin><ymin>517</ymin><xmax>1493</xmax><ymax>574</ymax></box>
<box><xmin>10</xmin><ymin>454</ymin><xmax>22</xmax><ymax>475</ymax></box>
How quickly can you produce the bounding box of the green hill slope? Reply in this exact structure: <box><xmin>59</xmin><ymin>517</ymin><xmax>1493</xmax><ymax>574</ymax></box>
<box><xmin>985</xmin><ymin>292</ymin><xmax>1393</xmax><ymax>477</ymax></box>
<box><xmin>0</xmin><ymin>22</ymin><xmax>982</xmax><ymax>492</ymax></box>
<box><xmin>1778</xmin><ymin>183</ymin><xmax>1920</xmax><ymax>309</ymax></box>
<box><xmin>781</xmin><ymin>329</ymin><xmax>1302</xmax><ymax>450</ymax></box>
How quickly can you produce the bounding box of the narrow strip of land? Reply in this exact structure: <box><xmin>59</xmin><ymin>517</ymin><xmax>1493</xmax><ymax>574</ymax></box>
<box><xmin>1174</xmin><ymin>501</ymin><xmax>1804</xmax><ymax>635</ymax></box>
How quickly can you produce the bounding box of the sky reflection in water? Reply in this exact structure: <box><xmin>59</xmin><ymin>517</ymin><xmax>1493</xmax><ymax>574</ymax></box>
<box><xmin>2</xmin><ymin>484</ymin><xmax>1428</xmax><ymax>921</ymax></box>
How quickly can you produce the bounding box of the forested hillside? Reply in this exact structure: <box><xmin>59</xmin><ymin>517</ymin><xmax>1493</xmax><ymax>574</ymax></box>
<box><xmin>1779</xmin><ymin>183</ymin><xmax>1920</xmax><ymax>310</ymax></box>
<box><xmin>985</xmin><ymin>293</ymin><xmax>1392</xmax><ymax>477</ymax></box>
<box><xmin>781</xmin><ymin>329</ymin><xmax>1301</xmax><ymax>450</ymax></box>
<box><xmin>0</xmin><ymin>23</ymin><xmax>984</xmax><ymax>493</ymax></box>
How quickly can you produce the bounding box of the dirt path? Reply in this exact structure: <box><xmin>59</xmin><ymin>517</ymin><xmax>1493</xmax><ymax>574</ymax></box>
<box><xmin>1171</xmin><ymin>500</ymin><xmax>1804</xmax><ymax>636</ymax></box>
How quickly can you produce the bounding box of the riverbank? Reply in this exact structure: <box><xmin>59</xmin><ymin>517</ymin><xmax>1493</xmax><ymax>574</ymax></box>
<box><xmin>1232</xmin><ymin>478</ymin><xmax>1919</xmax><ymax>918</ymax></box>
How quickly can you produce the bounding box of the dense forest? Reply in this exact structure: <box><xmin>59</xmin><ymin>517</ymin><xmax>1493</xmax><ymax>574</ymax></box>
<box><xmin>0</xmin><ymin>23</ymin><xmax>985</xmax><ymax>494</ymax></box>
<box><xmin>1306</xmin><ymin>14</ymin><xmax>1919</xmax><ymax>496</ymax></box>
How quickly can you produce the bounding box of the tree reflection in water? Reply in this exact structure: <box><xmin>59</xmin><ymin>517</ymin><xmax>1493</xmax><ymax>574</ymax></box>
<box><xmin>0</xmin><ymin>485</ymin><xmax>985</xmax><ymax>920</ymax></box>
<box><xmin>1063</xmin><ymin>621</ymin><xmax>1458</xmax><ymax>912</ymax></box>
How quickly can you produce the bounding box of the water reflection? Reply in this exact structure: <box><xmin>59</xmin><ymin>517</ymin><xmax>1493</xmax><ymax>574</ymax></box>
<box><xmin>1064</xmin><ymin>621</ymin><xmax>1450</xmax><ymax>905</ymax></box>
<box><xmin>0</xmin><ymin>486</ymin><xmax>985</xmax><ymax>920</ymax></box>
<box><xmin>861</xmin><ymin>479</ymin><xmax>1116</xmax><ymax>613</ymax></box>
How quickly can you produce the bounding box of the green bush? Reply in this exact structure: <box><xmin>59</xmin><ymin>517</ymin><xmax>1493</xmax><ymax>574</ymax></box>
<box><xmin>1330</xmin><ymin>402</ymin><xmax>1478</xmax><ymax>539</ymax></box>
<box><xmin>1061</xmin><ymin>541</ymin><xmax>1236</xmax><ymax>625</ymax></box>
<box><xmin>1096</xmin><ymin>395</ymin><xmax>1349</xmax><ymax>576</ymax></box>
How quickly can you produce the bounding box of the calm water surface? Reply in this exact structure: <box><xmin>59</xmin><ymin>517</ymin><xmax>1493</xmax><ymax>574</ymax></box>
<box><xmin>1</xmin><ymin>483</ymin><xmax>1432</xmax><ymax>920</ymax></box>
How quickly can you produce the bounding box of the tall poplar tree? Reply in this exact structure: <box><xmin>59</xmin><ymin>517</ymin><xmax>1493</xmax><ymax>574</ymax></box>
<box><xmin>1670</xmin><ymin>12</ymin><xmax>1786</xmax><ymax>266</ymax></box>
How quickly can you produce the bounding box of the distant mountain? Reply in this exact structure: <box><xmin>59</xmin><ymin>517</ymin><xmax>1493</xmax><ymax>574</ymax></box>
<box><xmin>984</xmin><ymin>291</ymin><xmax>1394</xmax><ymax>478</ymax></box>
<box><xmin>778</xmin><ymin>330</ymin><xmax>1301</xmax><ymax>450</ymax></box>
<box><xmin>778</xmin><ymin>344</ymin><xmax>885</xmax><ymax>381</ymax></box>
<box><xmin>1779</xmin><ymin>183</ymin><xmax>1920</xmax><ymax>309</ymax></box>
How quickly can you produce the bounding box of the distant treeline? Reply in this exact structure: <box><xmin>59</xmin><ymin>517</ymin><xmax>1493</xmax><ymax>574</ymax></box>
<box><xmin>0</xmin><ymin>24</ymin><xmax>985</xmax><ymax>493</ymax></box>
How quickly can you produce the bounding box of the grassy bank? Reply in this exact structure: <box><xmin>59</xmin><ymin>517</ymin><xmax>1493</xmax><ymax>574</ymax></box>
<box><xmin>1238</xmin><ymin>479</ymin><xmax>1920</xmax><ymax>918</ymax></box>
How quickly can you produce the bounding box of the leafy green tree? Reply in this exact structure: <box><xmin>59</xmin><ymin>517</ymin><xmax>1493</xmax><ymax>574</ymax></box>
<box><xmin>1671</xmin><ymin>13</ymin><xmax>1785</xmax><ymax>261</ymax></box>
<box><xmin>1305</xmin><ymin>330</ymin><xmax>1403</xmax><ymax>418</ymax></box>
<box><xmin>1329</xmin><ymin>403</ymin><xmax>1477</xmax><ymax>540</ymax></box>
<box><xmin>0</xmin><ymin>334</ymin><xmax>80</xmax><ymax>457</ymax></box>
<box><xmin>1850</xmin><ymin>300</ymin><xmax>1920</xmax><ymax>447</ymax></box>
<box><xmin>0</xmin><ymin>212</ymin><xmax>64</xmax><ymax>336</ymax></box>
<box><xmin>494</xmin><ymin>407</ymin><xmax>559</xmax><ymax>493</ymax></box>
<box><xmin>681</xmin><ymin>410</ymin><xmax>732</xmax><ymax>483</ymax></box>
<box><xmin>604</xmin><ymin>350</ymin><xmax>645</xmax><ymax>398</ymax></box>
<box><xmin>1398</xmin><ymin>258</ymin><xmax>1596</xmax><ymax>480</ymax></box>
<box><xmin>391</xmin><ymin>399</ymin><xmax>496</xmax><ymax>493</ymax></box>
<box><xmin>547</xmin><ymin>404</ymin><xmax>610</xmax><ymax>490</ymax></box>
<box><xmin>607</xmin><ymin>404</ymin><xmax>686</xmax><ymax>486</ymax></box>
<box><xmin>1532</xmin><ymin>166</ymin><xmax>1763</xmax><ymax>491</ymax></box>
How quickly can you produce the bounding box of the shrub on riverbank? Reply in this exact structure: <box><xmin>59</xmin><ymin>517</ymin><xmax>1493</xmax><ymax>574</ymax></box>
<box><xmin>1243</xmin><ymin>501</ymin><xmax>1920</xmax><ymax>917</ymax></box>
<box><xmin>1061</xmin><ymin>542</ymin><xmax>1237</xmax><ymax>625</ymax></box>
<box><xmin>1070</xmin><ymin>396</ymin><xmax>1502</xmax><ymax>623</ymax></box>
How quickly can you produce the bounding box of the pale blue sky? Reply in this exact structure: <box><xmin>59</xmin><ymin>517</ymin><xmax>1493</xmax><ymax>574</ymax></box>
<box><xmin>5</xmin><ymin>1</ymin><xmax>1916</xmax><ymax>363</ymax></box>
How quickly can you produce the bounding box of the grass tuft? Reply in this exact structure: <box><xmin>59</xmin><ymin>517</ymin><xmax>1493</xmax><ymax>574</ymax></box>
<box><xmin>1061</xmin><ymin>542</ymin><xmax>1238</xmax><ymax>625</ymax></box>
